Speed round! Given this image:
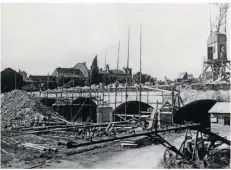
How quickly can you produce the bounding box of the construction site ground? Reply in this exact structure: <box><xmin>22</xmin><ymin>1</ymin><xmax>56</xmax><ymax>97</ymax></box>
<box><xmin>1</xmin><ymin>124</ymin><xmax>230</xmax><ymax>169</ymax></box>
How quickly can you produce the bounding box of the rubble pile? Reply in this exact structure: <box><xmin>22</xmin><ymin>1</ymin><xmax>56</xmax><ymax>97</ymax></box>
<box><xmin>1</xmin><ymin>90</ymin><xmax>68</xmax><ymax>128</ymax></box>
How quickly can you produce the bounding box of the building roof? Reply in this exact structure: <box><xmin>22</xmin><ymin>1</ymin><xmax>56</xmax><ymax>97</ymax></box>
<box><xmin>73</xmin><ymin>62</ymin><xmax>87</xmax><ymax>68</ymax></box>
<box><xmin>99</xmin><ymin>70</ymin><xmax>109</xmax><ymax>74</ymax></box>
<box><xmin>177</xmin><ymin>72</ymin><xmax>187</xmax><ymax>79</ymax></box>
<box><xmin>2</xmin><ymin>67</ymin><xmax>17</xmax><ymax>73</ymax></box>
<box><xmin>29</xmin><ymin>75</ymin><xmax>56</xmax><ymax>82</ymax></box>
<box><xmin>24</xmin><ymin>79</ymin><xmax>36</xmax><ymax>83</ymax></box>
<box><xmin>207</xmin><ymin>34</ymin><xmax>226</xmax><ymax>44</ymax></box>
<box><xmin>1</xmin><ymin>68</ymin><xmax>23</xmax><ymax>78</ymax></box>
<box><xmin>54</xmin><ymin>67</ymin><xmax>83</xmax><ymax>78</ymax></box>
<box><xmin>73</xmin><ymin>63</ymin><xmax>89</xmax><ymax>77</ymax></box>
<box><xmin>187</xmin><ymin>74</ymin><xmax>194</xmax><ymax>80</ymax></box>
<box><xmin>208</xmin><ymin>102</ymin><xmax>230</xmax><ymax>114</ymax></box>
<box><xmin>110</xmin><ymin>69</ymin><xmax>125</xmax><ymax>75</ymax></box>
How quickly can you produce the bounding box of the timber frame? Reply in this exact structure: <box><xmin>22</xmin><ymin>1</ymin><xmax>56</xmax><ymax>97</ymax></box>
<box><xmin>203</xmin><ymin>59</ymin><xmax>231</xmax><ymax>82</ymax></box>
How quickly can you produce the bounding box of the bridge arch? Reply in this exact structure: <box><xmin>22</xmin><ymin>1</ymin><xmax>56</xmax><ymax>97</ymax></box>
<box><xmin>53</xmin><ymin>97</ymin><xmax>97</xmax><ymax>122</ymax></box>
<box><xmin>113</xmin><ymin>101</ymin><xmax>154</xmax><ymax>121</ymax></box>
<box><xmin>71</xmin><ymin>97</ymin><xmax>97</xmax><ymax>122</ymax></box>
<box><xmin>72</xmin><ymin>97</ymin><xmax>97</xmax><ymax>105</ymax></box>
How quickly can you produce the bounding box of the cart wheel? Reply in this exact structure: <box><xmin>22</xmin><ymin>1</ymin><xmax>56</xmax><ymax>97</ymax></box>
<box><xmin>177</xmin><ymin>160</ymin><xmax>193</xmax><ymax>169</ymax></box>
<box><xmin>204</xmin><ymin>155</ymin><xmax>213</xmax><ymax>168</ymax></box>
<box><xmin>163</xmin><ymin>148</ymin><xmax>176</xmax><ymax>168</ymax></box>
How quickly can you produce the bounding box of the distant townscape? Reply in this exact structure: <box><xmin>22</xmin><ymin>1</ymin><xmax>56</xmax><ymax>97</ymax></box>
<box><xmin>0</xmin><ymin>55</ymin><xmax>209</xmax><ymax>93</ymax></box>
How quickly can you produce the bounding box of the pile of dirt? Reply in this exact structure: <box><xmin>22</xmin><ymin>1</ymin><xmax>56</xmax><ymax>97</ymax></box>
<box><xmin>1</xmin><ymin>90</ymin><xmax>68</xmax><ymax>128</ymax></box>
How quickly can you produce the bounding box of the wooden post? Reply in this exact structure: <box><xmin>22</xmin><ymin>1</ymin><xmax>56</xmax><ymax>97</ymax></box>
<box><xmin>147</xmin><ymin>90</ymin><xmax>149</xmax><ymax>103</ymax></box>
<box><xmin>71</xmin><ymin>88</ymin><xmax>74</xmax><ymax>124</ymax></box>
<box><xmin>14</xmin><ymin>70</ymin><xmax>17</xmax><ymax>90</ymax></box>
<box><xmin>102</xmin><ymin>87</ymin><xmax>105</xmax><ymax>123</ymax></box>
<box><xmin>125</xmin><ymin>26</ymin><xmax>130</xmax><ymax>122</ymax></box>
<box><xmin>171</xmin><ymin>87</ymin><xmax>175</xmax><ymax>126</ymax></box>
<box><xmin>139</xmin><ymin>24</ymin><xmax>142</xmax><ymax>125</ymax></box>
<box><xmin>155</xmin><ymin>100</ymin><xmax>159</xmax><ymax>131</ymax></box>
<box><xmin>114</xmin><ymin>42</ymin><xmax>120</xmax><ymax>122</ymax></box>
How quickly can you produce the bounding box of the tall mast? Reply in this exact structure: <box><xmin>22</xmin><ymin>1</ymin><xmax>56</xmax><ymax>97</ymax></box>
<box><xmin>89</xmin><ymin>59</ymin><xmax>92</xmax><ymax>121</ymax></box>
<box><xmin>14</xmin><ymin>71</ymin><xmax>17</xmax><ymax>90</ymax></box>
<box><xmin>139</xmin><ymin>24</ymin><xmax>142</xmax><ymax>124</ymax></box>
<box><xmin>125</xmin><ymin>26</ymin><xmax>130</xmax><ymax>121</ymax></box>
<box><xmin>105</xmin><ymin>52</ymin><xmax>107</xmax><ymax>70</ymax></box>
<box><xmin>115</xmin><ymin>41</ymin><xmax>120</xmax><ymax>120</ymax></box>
<box><xmin>209</xmin><ymin>3</ymin><xmax>212</xmax><ymax>35</ymax></box>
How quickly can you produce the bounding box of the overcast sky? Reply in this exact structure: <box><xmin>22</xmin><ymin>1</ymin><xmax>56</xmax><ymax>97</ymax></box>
<box><xmin>1</xmin><ymin>3</ymin><xmax>230</xmax><ymax>80</ymax></box>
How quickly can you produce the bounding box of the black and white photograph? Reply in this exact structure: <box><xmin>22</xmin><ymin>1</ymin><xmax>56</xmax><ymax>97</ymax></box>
<box><xmin>1</xmin><ymin>1</ymin><xmax>230</xmax><ymax>169</ymax></box>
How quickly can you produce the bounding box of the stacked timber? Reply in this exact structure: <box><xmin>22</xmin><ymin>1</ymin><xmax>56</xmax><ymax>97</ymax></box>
<box><xmin>120</xmin><ymin>136</ymin><xmax>153</xmax><ymax>148</ymax></box>
<box><xmin>20</xmin><ymin>142</ymin><xmax>58</xmax><ymax>152</ymax></box>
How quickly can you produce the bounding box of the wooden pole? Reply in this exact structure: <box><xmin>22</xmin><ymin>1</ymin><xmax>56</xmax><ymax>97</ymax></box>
<box><xmin>105</xmin><ymin>52</ymin><xmax>107</xmax><ymax>71</ymax></box>
<box><xmin>125</xmin><ymin>26</ymin><xmax>130</xmax><ymax>121</ymax></box>
<box><xmin>14</xmin><ymin>71</ymin><xmax>17</xmax><ymax>90</ymax></box>
<box><xmin>209</xmin><ymin>3</ymin><xmax>212</xmax><ymax>35</ymax></box>
<box><xmin>115</xmin><ymin>41</ymin><xmax>120</xmax><ymax>121</ymax></box>
<box><xmin>39</xmin><ymin>78</ymin><xmax>41</xmax><ymax>97</ymax></box>
<box><xmin>139</xmin><ymin>24</ymin><xmax>142</xmax><ymax>124</ymax></box>
<box><xmin>89</xmin><ymin>68</ymin><xmax>92</xmax><ymax>122</ymax></box>
<box><xmin>46</xmin><ymin>73</ymin><xmax>49</xmax><ymax>106</ymax></box>
<box><xmin>101</xmin><ymin>88</ymin><xmax>104</xmax><ymax>123</ymax></box>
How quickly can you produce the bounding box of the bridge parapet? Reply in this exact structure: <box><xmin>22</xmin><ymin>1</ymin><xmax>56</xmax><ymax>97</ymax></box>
<box><xmin>30</xmin><ymin>86</ymin><xmax>178</xmax><ymax>110</ymax></box>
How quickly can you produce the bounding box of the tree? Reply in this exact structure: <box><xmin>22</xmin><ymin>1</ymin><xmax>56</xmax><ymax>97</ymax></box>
<box><xmin>133</xmin><ymin>72</ymin><xmax>156</xmax><ymax>84</ymax></box>
<box><xmin>90</xmin><ymin>55</ymin><xmax>99</xmax><ymax>85</ymax></box>
<box><xmin>108</xmin><ymin>75</ymin><xmax>116</xmax><ymax>84</ymax></box>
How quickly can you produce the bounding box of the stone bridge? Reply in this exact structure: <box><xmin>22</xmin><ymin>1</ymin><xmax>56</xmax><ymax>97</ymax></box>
<box><xmin>31</xmin><ymin>86</ymin><xmax>181</xmax><ymax>122</ymax></box>
<box><xmin>32</xmin><ymin>86</ymin><xmax>177</xmax><ymax>109</ymax></box>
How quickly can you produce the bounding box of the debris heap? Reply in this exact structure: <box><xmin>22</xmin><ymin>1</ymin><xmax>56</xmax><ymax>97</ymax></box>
<box><xmin>1</xmin><ymin>90</ymin><xmax>68</xmax><ymax>128</ymax></box>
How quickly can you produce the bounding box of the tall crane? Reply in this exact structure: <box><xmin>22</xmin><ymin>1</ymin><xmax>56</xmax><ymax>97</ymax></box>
<box><xmin>203</xmin><ymin>3</ymin><xmax>230</xmax><ymax>82</ymax></box>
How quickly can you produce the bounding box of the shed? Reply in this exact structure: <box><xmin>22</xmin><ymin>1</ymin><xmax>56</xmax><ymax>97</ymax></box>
<box><xmin>208</xmin><ymin>102</ymin><xmax>230</xmax><ymax>125</ymax></box>
<box><xmin>176</xmin><ymin>72</ymin><xmax>187</xmax><ymax>82</ymax></box>
<box><xmin>1</xmin><ymin>68</ymin><xmax>24</xmax><ymax>93</ymax></box>
<box><xmin>187</xmin><ymin>74</ymin><xmax>194</xmax><ymax>80</ymax></box>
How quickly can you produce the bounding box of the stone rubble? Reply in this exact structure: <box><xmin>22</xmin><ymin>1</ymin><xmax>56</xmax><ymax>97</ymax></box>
<box><xmin>1</xmin><ymin>90</ymin><xmax>67</xmax><ymax>128</ymax></box>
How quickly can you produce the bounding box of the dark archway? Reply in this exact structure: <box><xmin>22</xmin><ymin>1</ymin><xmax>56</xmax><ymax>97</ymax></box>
<box><xmin>173</xmin><ymin>99</ymin><xmax>217</xmax><ymax>130</ymax></box>
<box><xmin>113</xmin><ymin>101</ymin><xmax>153</xmax><ymax>121</ymax></box>
<box><xmin>53</xmin><ymin>97</ymin><xmax>97</xmax><ymax>122</ymax></box>
<box><xmin>40</xmin><ymin>98</ymin><xmax>56</xmax><ymax>107</ymax></box>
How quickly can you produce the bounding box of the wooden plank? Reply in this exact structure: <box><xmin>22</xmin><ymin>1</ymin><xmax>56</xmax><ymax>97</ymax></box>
<box><xmin>10</xmin><ymin>121</ymin><xmax>131</xmax><ymax>136</ymax></box>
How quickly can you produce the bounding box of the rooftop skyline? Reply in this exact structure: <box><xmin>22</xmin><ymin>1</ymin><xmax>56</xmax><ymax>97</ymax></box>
<box><xmin>1</xmin><ymin>3</ymin><xmax>230</xmax><ymax>80</ymax></box>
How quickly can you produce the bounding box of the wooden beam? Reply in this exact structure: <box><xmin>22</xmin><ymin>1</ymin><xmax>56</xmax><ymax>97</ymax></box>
<box><xmin>66</xmin><ymin>124</ymin><xmax>200</xmax><ymax>148</ymax></box>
